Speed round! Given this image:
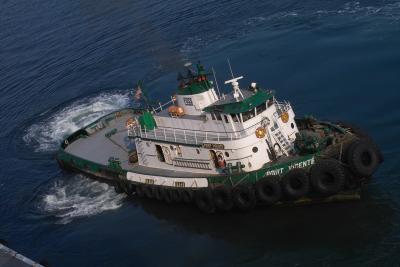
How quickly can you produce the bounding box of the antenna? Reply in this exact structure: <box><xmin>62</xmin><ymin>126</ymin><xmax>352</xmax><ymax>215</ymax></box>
<box><xmin>227</xmin><ymin>58</ymin><xmax>234</xmax><ymax>78</ymax></box>
<box><xmin>212</xmin><ymin>67</ymin><xmax>221</xmax><ymax>98</ymax></box>
<box><xmin>224</xmin><ymin>76</ymin><xmax>244</xmax><ymax>101</ymax></box>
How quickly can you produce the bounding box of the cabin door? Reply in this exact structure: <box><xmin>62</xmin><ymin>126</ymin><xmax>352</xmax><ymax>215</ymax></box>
<box><xmin>209</xmin><ymin>150</ymin><xmax>218</xmax><ymax>168</ymax></box>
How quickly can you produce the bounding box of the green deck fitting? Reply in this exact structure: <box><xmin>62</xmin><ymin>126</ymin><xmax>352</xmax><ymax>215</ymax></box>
<box><xmin>204</xmin><ymin>90</ymin><xmax>273</xmax><ymax>114</ymax></box>
<box><xmin>138</xmin><ymin>111</ymin><xmax>157</xmax><ymax>130</ymax></box>
<box><xmin>177</xmin><ymin>80</ymin><xmax>212</xmax><ymax>95</ymax></box>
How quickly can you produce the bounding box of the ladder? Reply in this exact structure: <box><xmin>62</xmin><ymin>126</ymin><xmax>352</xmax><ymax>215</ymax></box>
<box><xmin>136</xmin><ymin>140</ymin><xmax>149</xmax><ymax>166</ymax></box>
<box><xmin>272</xmin><ymin>127</ymin><xmax>293</xmax><ymax>155</ymax></box>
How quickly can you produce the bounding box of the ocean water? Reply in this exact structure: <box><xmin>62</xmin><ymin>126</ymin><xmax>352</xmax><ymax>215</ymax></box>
<box><xmin>1</xmin><ymin>0</ymin><xmax>400</xmax><ymax>266</ymax></box>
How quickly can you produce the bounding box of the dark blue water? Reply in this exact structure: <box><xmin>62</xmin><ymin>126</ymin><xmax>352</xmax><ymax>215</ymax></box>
<box><xmin>1</xmin><ymin>0</ymin><xmax>400</xmax><ymax>266</ymax></box>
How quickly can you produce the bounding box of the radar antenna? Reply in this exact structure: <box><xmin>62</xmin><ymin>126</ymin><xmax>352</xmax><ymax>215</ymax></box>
<box><xmin>224</xmin><ymin>76</ymin><xmax>244</xmax><ymax>101</ymax></box>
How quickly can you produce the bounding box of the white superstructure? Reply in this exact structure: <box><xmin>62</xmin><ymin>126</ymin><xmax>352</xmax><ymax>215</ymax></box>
<box><xmin>128</xmin><ymin>64</ymin><xmax>299</xmax><ymax>174</ymax></box>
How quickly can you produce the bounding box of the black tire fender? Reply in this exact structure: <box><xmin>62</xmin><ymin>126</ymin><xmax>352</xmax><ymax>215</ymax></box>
<box><xmin>213</xmin><ymin>186</ymin><xmax>234</xmax><ymax>211</ymax></box>
<box><xmin>281</xmin><ymin>169</ymin><xmax>310</xmax><ymax>199</ymax></box>
<box><xmin>195</xmin><ymin>189</ymin><xmax>216</xmax><ymax>213</ymax></box>
<box><xmin>255</xmin><ymin>176</ymin><xmax>282</xmax><ymax>205</ymax></box>
<box><xmin>161</xmin><ymin>187</ymin><xmax>173</xmax><ymax>204</ymax></box>
<box><xmin>346</xmin><ymin>140</ymin><xmax>380</xmax><ymax>177</ymax></box>
<box><xmin>232</xmin><ymin>184</ymin><xmax>256</xmax><ymax>211</ymax></box>
<box><xmin>154</xmin><ymin>186</ymin><xmax>163</xmax><ymax>201</ymax></box>
<box><xmin>181</xmin><ymin>189</ymin><xmax>193</xmax><ymax>203</ymax></box>
<box><xmin>114</xmin><ymin>182</ymin><xmax>124</xmax><ymax>194</ymax></box>
<box><xmin>144</xmin><ymin>185</ymin><xmax>155</xmax><ymax>199</ymax></box>
<box><xmin>337</xmin><ymin>121</ymin><xmax>383</xmax><ymax>163</ymax></box>
<box><xmin>136</xmin><ymin>184</ymin><xmax>145</xmax><ymax>198</ymax></box>
<box><xmin>310</xmin><ymin>159</ymin><xmax>346</xmax><ymax>195</ymax></box>
<box><xmin>169</xmin><ymin>188</ymin><xmax>182</xmax><ymax>203</ymax></box>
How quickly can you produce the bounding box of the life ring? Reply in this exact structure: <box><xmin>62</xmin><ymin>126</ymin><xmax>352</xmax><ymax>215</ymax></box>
<box><xmin>181</xmin><ymin>189</ymin><xmax>193</xmax><ymax>203</ymax></box>
<box><xmin>135</xmin><ymin>184</ymin><xmax>145</xmax><ymax>197</ymax></box>
<box><xmin>232</xmin><ymin>185</ymin><xmax>257</xmax><ymax>211</ymax></box>
<box><xmin>281</xmin><ymin>169</ymin><xmax>310</xmax><ymax>199</ymax></box>
<box><xmin>255</xmin><ymin>176</ymin><xmax>282</xmax><ymax>205</ymax></box>
<box><xmin>64</xmin><ymin>140</ymin><xmax>69</xmax><ymax>145</ymax></box>
<box><xmin>213</xmin><ymin>186</ymin><xmax>234</xmax><ymax>211</ymax></box>
<box><xmin>281</xmin><ymin>112</ymin><xmax>289</xmax><ymax>123</ymax></box>
<box><xmin>310</xmin><ymin>159</ymin><xmax>345</xmax><ymax>195</ymax></box>
<box><xmin>194</xmin><ymin>189</ymin><xmax>216</xmax><ymax>213</ymax></box>
<box><xmin>345</xmin><ymin>140</ymin><xmax>379</xmax><ymax>177</ymax></box>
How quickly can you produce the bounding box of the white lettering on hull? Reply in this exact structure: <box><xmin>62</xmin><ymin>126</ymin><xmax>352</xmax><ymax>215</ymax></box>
<box><xmin>265</xmin><ymin>157</ymin><xmax>315</xmax><ymax>177</ymax></box>
<box><xmin>288</xmin><ymin>157</ymin><xmax>315</xmax><ymax>170</ymax></box>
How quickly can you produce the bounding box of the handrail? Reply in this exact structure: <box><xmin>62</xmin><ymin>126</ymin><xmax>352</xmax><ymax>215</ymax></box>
<box><xmin>129</xmin><ymin>119</ymin><xmax>266</xmax><ymax>145</ymax></box>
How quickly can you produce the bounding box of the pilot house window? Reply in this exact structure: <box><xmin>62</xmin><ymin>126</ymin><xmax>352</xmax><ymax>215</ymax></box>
<box><xmin>256</xmin><ymin>102</ymin><xmax>267</xmax><ymax>115</ymax></box>
<box><xmin>242</xmin><ymin>109</ymin><xmax>256</xmax><ymax>122</ymax></box>
<box><xmin>212</xmin><ymin>112</ymin><xmax>222</xmax><ymax>121</ymax></box>
<box><xmin>183</xmin><ymin>97</ymin><xmax>193</xmax><ymax>106</ymax></box>
<box><xmin>224</xmin><ymin>115</ymin><xmax>229</xmax><ymax>123</ymax></box>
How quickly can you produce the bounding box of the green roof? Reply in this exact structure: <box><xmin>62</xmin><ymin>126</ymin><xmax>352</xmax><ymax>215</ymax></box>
<box><xmin>177</xmin><ymin>80</ymin><xmax>212</xmax><ymax>95</ymax></box>
<box><xmin>204</xmin><ymin>90</ymin><xmax>273</xmax><ymax>114</ymax></box>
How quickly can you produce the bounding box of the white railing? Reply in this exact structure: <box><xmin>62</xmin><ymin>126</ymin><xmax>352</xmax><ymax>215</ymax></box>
<box><xmin>128</xmin><ymin>120</ymin><xmax>265</xmax><ymax>145</ymax></box>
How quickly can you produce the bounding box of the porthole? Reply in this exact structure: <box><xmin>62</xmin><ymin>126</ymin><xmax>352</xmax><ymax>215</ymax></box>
<box><xmin>252</xmin><ymin>147</ymin><xmax>258</xmax><ymax>153</ymax></box>
<box><xmin>291</xmin><ymin>123</ymin><xmax>294</xmax><ymax>129</ymax></box>
<box><xmin>225</xmin><ymin>152</ymin><xmax>230</xmax><ymax>157</ymax></box>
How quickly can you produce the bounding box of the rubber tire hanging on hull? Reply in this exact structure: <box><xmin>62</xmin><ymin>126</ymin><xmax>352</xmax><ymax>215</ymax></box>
<box><xmin>114</xmin><ymin>182</ymin><xmax>124</xmax><ymax>194</ymax></box>
<box><xmin>346</xmin><ymin>140</ymin><xmax>380</xmax><ymax>177</ymax></box>
<box><xmin>136</xmin><ymin>184</ymin><xmax>145</xmax><ymax>198</ymax></box>
<box><xmin>281</xmin><ymin>169</ymin><xmax>310</xmax><ymax>199</ymax></box>
<box><xmin>255</xmin><ymin>176</ymin><xmax>282</xmax><ymax>205</ymax></box>
<box><xmin>181</xmin><ymin>189</ymin><xmax>193</xmax><ymax>203</ymax></box>
<box><xmin>144</xmin><ymin>185</ymin><xmax>155</xmax><ymax>199</ymax></box>
<box><xmin>195</xmin><ymin>189</ymin><xmax>216</xmax><ymax>213</ymax></box>
<box><xmin>310</xmin><ymin>159</ymin><xmax>345</xmax><ymax>196</ymax></box>
<box><xmin>154</xmin><ymin>186</ymin><xmax>163</xmax><ymax>201</ymax></box>
<box><xmin>169</xmin><ymin>189</ymin><xmax>182</xmax><ymax>203</ymax></box>
<box><xmin>337</xmin><ymin>121</ymin><xmax>383</xmax><ymax>163</ymax></box>
<box><xmin>161</xmin><ymin>188</ymin><xmax>173</xmax><ymax>204</ymax></box>
<box><xmin>213</xmin><ymin>186</ymin><xmax>234</xmax><ymax>211</ymax></box>
<box><xmin>232</xmin><ymin>185</ymin><xmax>256</xmax><ymax>211</ymax></box>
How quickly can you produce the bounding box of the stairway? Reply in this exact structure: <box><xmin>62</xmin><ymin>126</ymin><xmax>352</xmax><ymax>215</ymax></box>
<box><xmin>272</xmin><ymin>127</ymin><xmax>293</xmax><ymax>155</ymax></box>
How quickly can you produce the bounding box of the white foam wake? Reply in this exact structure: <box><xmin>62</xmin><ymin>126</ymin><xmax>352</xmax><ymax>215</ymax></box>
<box><xmin>41</xmin><ymin>175</ymin><xmax>125</xmax><ymax>224</ymax></box>
<box><xmin>23</xmin><ymin>91</ymin><xmax>131</xmax><ymax>152</ymax></box>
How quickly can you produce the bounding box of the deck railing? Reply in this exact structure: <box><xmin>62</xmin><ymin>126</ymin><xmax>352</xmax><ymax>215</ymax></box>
<box><xmin>128</xmin><ymin>120</ymin><xmax>266</xmax><ymax>145</ymax></box>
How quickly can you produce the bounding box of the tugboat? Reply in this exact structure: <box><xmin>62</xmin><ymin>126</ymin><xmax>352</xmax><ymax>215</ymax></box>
<box><xmin>56</xmin><ymin>62</ymin><xmax>383</xmax><ymax>213</ymax></box>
